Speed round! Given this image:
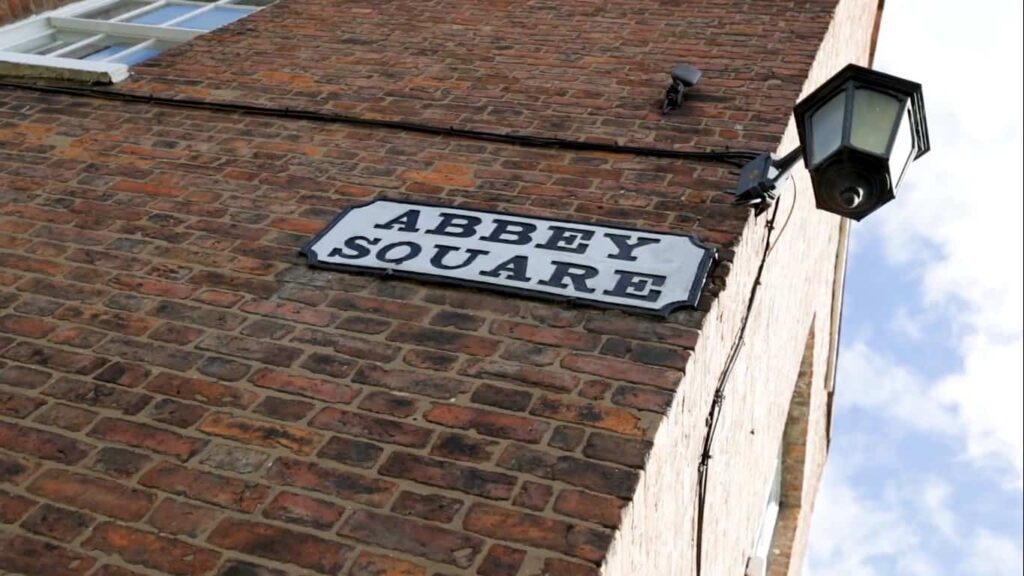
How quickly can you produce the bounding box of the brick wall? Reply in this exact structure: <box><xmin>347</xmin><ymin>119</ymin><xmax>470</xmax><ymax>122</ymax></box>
<box><xmin>0</xmin><ymin>0</ymin><xmax>72</xmax><ymax>26</ymax></box>
<box><xmin>0</xmin><ymin>1</ymin><xmax>878</xmax><ymax>574</ymax></box>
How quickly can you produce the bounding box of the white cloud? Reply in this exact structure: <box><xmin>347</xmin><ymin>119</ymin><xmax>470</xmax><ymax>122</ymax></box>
<box><xmin>962</xmin><ymin>529</ymin><xmax>1024</xmax><ymax>576</ymax></box>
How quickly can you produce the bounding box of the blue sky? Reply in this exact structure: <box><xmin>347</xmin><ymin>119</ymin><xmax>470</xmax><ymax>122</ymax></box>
<box><xmin>807</xmin><ymin>1</ymin><xmax>1024</xmax><ymax>574</ymax></box>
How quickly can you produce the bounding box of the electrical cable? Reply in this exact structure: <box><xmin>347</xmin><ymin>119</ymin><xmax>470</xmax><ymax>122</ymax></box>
<box><xmin>0</xmin><ymin>79</ymin><xmax>763</xmax><ymax>168</ymax></box>
<box><xmin>765</xmin><ymin>178</ymin><xmax>798</xmax><ymax>260</ymax></box>
<box><xmin>693</xmin><ymin>197</ymin><xmax>783</xmax><ymax>576</ymax></box>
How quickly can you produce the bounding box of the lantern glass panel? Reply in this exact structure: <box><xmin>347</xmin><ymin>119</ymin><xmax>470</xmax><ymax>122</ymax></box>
<box><xmin>850</xmin><ymin>88</ymin><xmax>903</xmax><ymax>155</ymax></box>
<box><xmin>809</xmin><ymin>91</ymin><xmax>847</xmax><ymax>165</ymax></box>
<box><xmin>888</xmin><ymin>107</ymin><xmax>917</xmax><ymax>192</ymax></box>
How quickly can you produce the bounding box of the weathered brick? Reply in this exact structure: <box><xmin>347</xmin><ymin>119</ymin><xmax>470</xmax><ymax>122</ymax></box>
<box><xmin>198</xmin><ymin>412</ymin><xmax>323</xmax><ymax>456</ymax></box>
<box><xmin>403</xmin><ymin>347</ymin><xmax>460</xmax><ymax>371</ymax></box>
<box><xmin>0</xmin><ymin>532</ymin><xmax>96</xmax><ymax>576</ymax></box>
<box><xmin>254</xmin><ymin>395</ymin><xmax>314</xmax><ymax>422</ymax></box>
<box><xmin>43</xmin><ymin>376</ymin><xmax>153</xmax><ymax>415</ymax></box>
<box><xmin>391</xmin><ymin>490</ymin><xmax>463</xmax><ymax>524</ymax></box>
<box><xmin>513</xmin><ymin>481</ymin><xmax>554</xmax><ymax>512</ymax></box>
<box><xmin>96</xmin><ymin>336</ymin><xmax>201</xmax><ymax>372</ymax></box>
<box><xmin>0</xmin><ymin>313</ymin><xmax>56</xmax><ymax>338</ymax></box>
<box><xmin>149</xmin><ymin>398</ymin><xmax>208</xmax><ymax>428</ymax></box>
<box><xmin>198</xmin><ymin>333</ymin><xmax>303</xmax><ymax>367</ymax></box>
<box><xmin>83</xmin><ymin>522</ymin><xmax>220</xmax><ymax>576</ymax></box>
<box><xmin>339</xmin><ymin>509</ymin><xmax>485</xmax><ymax>568</ymax></box>
<box><xmin>380</xmin><ymin>452</ymin><xmax>517</xmax><ymax>500</ymax></box>
<box><xmin>424</xmin><ymin>404</ymin><xmax>550</xmax><ymax>443</ymax></box>
<box><xmin>583</xmin><ymin>314</ymin><xmax>700</xmax><ymax>348</ymax></box>
<box><xmin>108</xmin><ymin>274</ymin><xmax>195</xmax><ymax>300</ymax></box>
<box><xmin>0</xmin><ymin>420</ymin><xmax>94</xmax><ymax>464</ymax></box>
<box><xmin>562</xmin><ymin>354</ymin><xmax>681</xmax><ymax>390</ymax></box>
<box><xmin>249</xmin><ymin>367</ymin><xmax>357</xmax><ymax>403</ymax></box>
<box><xmin>54</xmin><ymin>304</ymin><xmax>156</xmax><ymax>336</ymax></box>
<box><xmin>0</xmin><ymin>489</ymin><xmax>36</xmax><ymax>523</ymax></box>
<box><xmin>2</xmin><ymin>341</ymin><xmax>109</xmax><ymax>375</ymax></box>
<box><xmin>543</xmin><ymin>558</ymin><xmax>601</xmax><ymax>576</ymax></box>
<box><xmin>327</xmin><ymin>293</ymin><xmax>429</xmax><ymax>321</ymax></box>
<box><xmin>89</xmin><ymin>417</ymin><xmax>207</xmax><ymax>462</ymax></box>
<box><xmin>265</xmin><ymin>457</ymin><xmax>397</xmax><ymax>507</ymax></box>
<box><xmin>145</xmin><ymin>372</ymin><xmax>259</xmax><ymax>409</ymax></box>
<box><xmin>0</xmin><ymin>452</ymin><xmax>38</xmax><ymax>484</ymax></box>
<box><xmin>358</xmin><ymin>390</ymin><xmax>420</xmax><ymax>418</ymax></box>
<box><xmin>310</xmin><ymin>406</ymin><xmax>434</xmax><ymax>448</ymax></box>
<box><xmin>299</xmin><ymin>351</ymin><xmax>357</xmax><ymax>379</ymax></box>
<box><xmin>0</xmin><ymin>389</ymin><xmax>45</xmax><ymax>418</ymax></box>
<box><xmin>349</xmin><ymin>551</ymin><xmax>427</xmax><ymax>576</ymax></box>
<box><xmin>263</xmin><ymin>490</ymin><xmax>345</xmax><ymax>530</ymax></box>
<box><xmin>471</xmin><ymin>383</ymin><xmax>534</xmax><ymax>412</ymax></box>
<box><xmin>477</xmin><ymin>544</ymin><xmax>527</xmax><ymax>576</ymax></box>
<box><xmin>151</xmin><ymin>299</ymin><xmax>246</xmax><ymax>330</ymax></box>
<box><xmin>582</xmin><ymin>432</ymin><xmax>652</xmax><ymax>469</ymax></box>
<box><xmin>353</xmin><ymin>363</ymin><xmax>472</xmax><ymax>399</ymax></box>
<box><xmin>431</xmin><ymin>431</ymin><xmax>500</xmax><ymax>463</ymax></box>
<box><xmin>461</xmin><ymin>359</ymin><xmax>579</xmax><ymax>392</ymax></box>
<box><xmin>549</xmin><ymin>425</ymin><xmax>587</xmax><ymax>452</ymax></box>
<box><xmin>189</xmin><ymin>270</ymin><xmax>277</xmax><ymax>298</ymax></box>
<box><xmin>463</xmin><ymin>503</ymin><xmax>612</xmax><ymax>563</ymax></box>
<box><xmin>317</xmin><ymin>435</ymin><xmax>384</xmax><ymax>469</ymax></box>
<box><xmin>28</xmin><ymin>468</ymin><xmax>155</xmax><ymax>521</ymax></box>
<box><xmin>530</xmin><ymin>394</ymin><xmax>645</xmax><ymax>437</ymax></box>
<box><xmin>491</xmin><ymin>320</ymin><xmax>601</xmax><ymax>351</ymax></box>
<box><xmin>497</xmin><ymin>444</ymin><xmax>638</xmax><ymax>498</ymax></box>
<box><xmin>147</xmin><ymin>498</ymin><xmax>221</xmax><ymax>537</ymax></box>
<box><xmin>140</xmin><ymin>461</ymin><xmax>270</xmax><ymax>513</ymax></box>
<box><xmin>207</xmin><ymin>516</ymin><xmax>354</xmax><ymax>574</ymax></box>
<box><xmin>241</xmin><ymin>299</ymin><xmax>335</xmax><ymax>326</ymax></box>
<box><xmin>94</xmin><ymin>361</ymin><xmax>151</xmax><ymax>388</ymax></box>
<box><xmin>88</xmin><ymin>447</ymin><xmax>152</xmax><ymax>479</ymax></box>
<box><xmin>22</xmin><ymin>503</ymin><xmax>94</xmax><ymax>542</ymax></box>
<box><xmin>32</xmin><ymin>402</ymin><xmax>98</xmax><ymax>432</ymax></box>
<box><xmin>388</xmin><ymin>323</ymin><xmax>501</xmax><ymax>356</ymax></box>
<box><xmin>293</xmin><ymin>326</ymin><xmax>401</xmax><ymax>362</ymax></box>
<box><xmin>0</xmin><ymin>364</ymin><xmax>52</xmax><ymax>388</ymax></box>
<box><xmin>216</xmin><ymin>561</ymin><xmax>288</xmax><ymax>576</ymax></box>
<box><xmin>554</xmin><ymin>489</ymin><xmax>626</xmax><ymax>528</ymax></box>
<box><xmin>17</xmin><ymin>277</ymin><xmax>107</xmax><ymax>303</ymax></box>
<box><xmin>199</xmin><ymin>444</ymin><xmax>271</xmax><ymax>474</ymax></box>
<box><xmin>197</xmin><ymin>356</ymin><xmax>251</xmax><ymax>381</ymax></box>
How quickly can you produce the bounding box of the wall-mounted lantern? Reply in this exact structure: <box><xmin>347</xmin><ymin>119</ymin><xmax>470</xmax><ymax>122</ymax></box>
<box><xmin>733</xmin><ymin>64</ymin><xmax>930</xmax><ymax>220</ymax></box>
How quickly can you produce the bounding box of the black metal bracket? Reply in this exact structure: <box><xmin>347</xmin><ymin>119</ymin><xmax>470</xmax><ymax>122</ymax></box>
<box><xmin>731</xmin><ymin>147</ymin><xmax>803</xmax><ymax>214</ymax></box>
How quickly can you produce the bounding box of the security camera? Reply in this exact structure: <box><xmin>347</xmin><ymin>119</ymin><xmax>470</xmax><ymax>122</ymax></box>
<box><xmin>663</xmin><ymin>63</ymin><xmax>703</xmax><ymax>114</ymax></box>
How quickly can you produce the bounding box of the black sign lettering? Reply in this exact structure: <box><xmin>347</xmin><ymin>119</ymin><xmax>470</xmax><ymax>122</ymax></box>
<box><xmin>431</xmin><ymin>245</ymin><xmax>489</xmax><ymax>270</ymax></box>
<box><xmin>481</xmin><ymin>219</ymin><xmax>537</xmax><ymax>245</ymax></box>
<box><xmin>605</xmin><ymin>233</ymin><xmax>662</xmax><ymax>261</ymax></box>
<box><xmin>604</xmin><ymin>270</ymin><xmax>666</xmax><ymax>302</ymax></box>
<box><xmin>329</xmin><ymin>236</ymin><xmax>381</xmax><ymax>259</ymax></box>
<box><xmin>376</xmin><ymin>241</ymin><xmax>422</xmax><ymax>264</ymax></box>
<box><xmin>537</xmin><ymin>226</ymin><xmax>595</xmax><ymax>254</ymax></box>
<box><xmin>427</xmin><ymin>213</ymin><xmax>482</xmax><ymax>238</ymax></box>
<box><xmin>374</xmin><ymin>209</ymin><xmax>421</xmax><ymax>232</ymax></box>
<box><xmin>539</xmin><ymin>262</ymin><xmax>598</xmax><ymax>293</ymax></box>
<box><xmin>480</xmin><ymin>255</ymin><xmax>532</xmax><ymax>282</ymax></box>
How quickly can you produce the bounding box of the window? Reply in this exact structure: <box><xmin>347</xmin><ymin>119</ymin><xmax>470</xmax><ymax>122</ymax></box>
<box><xmin>0</xmin><ymin>0</ymin><xmax>272</xmax><ymax>82</ymax></box>
<box><xmin>745</xmin><ymin>443</ymin><xmax>783</xmax><ymax>576</ymax></box>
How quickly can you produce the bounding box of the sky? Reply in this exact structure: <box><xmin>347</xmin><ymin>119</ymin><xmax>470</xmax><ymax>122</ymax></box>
<box><xmin>806</xmin><ymin>1</ymin><xmax>1024</xmax><ymax>575</ymax></box>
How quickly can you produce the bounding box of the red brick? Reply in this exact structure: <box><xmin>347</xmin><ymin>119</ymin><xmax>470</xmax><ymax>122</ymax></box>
<box><xmin>108</xmin><ymin>273</ymin><xmax>195</xmax><ymax>299</ymax></box>
<box><xmin>387</xmin><ymin>323</ymin><xmax>501</xmax><ymax>356</ymax></box>
<box><xmin>140</xmin><ymin>461</ymin><xmax>270</xmax><ymax>513</ymax></box>
<box><xmin>0</xmin><ymin>452</ymin><xmax>38</xmax><ymax>484</ymax></box>
<box><xmin>198</xmin><ymin>333</ymin><xmax>303</xmax><ymax>367</ymax></box>
<box><xmin>0</xmin><ymin>364</ymin><xmax>52</xmax><ymax>388</ymax></box>
<box><xmin>424</xmin><ymin>404</ymin><xmax>550</xmax><ymax>443</ymax></box>
<box><xmin>562</xmin><ymin>353</ymin><xmax>681</xmax><ymax>389</ymax></box>
<box><xmin>43</xmin><ymin>376</ymin><xmax>152</xmax><ymax>415</ymax></box>
<box><xmin>18</xmin><ymin>277</ymin><xmax>107</xmax><ymax>303</ymax></box>
<box><xmin>88</xmin><ymin>417</ymin><xmax>207</xmax><ymax>462</ymax></box>
<box><xmin>542</xmin><ymin>558</ymin><xmax>600</xmax><ymax>576</ymax></box>
<box><xmin>88</xmin><ymin>447</ymin><xmax>152</xmax><ymax>479</ymax></box>
<box><xmin>83</xmin><ymin>522</ymin><xmax>220</xmax><ymax>576</ymax></box>
<box><xmin>391</xmin><ymin>490</ymin><xmax>463</xmax><ymax>524</ymax></box>
<box><xmin>241</xmin><ymin>299</ymin><xmax>335</xmax><ymax>326</ymax></box>
<box><xmin>0</xmin><ymin>533</ymin><xmax>96</xmax><ymax>576</ymax></box>
<box><xmin>0</xmin><ymin>489</ymin><xmax>37</xmax><ymax>523</ymax></box>
<box><xmin>198</xmin><ymin>411</ymin><xmax>323</xmax><ymax>456</ymax></box>
<box><xmin>32</xmin><ymin>402</ymin><xmax>98</xmax><ymax>432</ymax></box>
<box><xmin>327</xmin><ymin>293</ymin><xmax>429</xmax><ymax>321</ymax></box>
<box><xmin>610</xmin><ymin>384</ymin><xmax>675</xmax><ymax>413</ymax></box>
<box><xmin>0</xmin><ymin>389</ymin><xmax>45</xmax><ymax>418</ymax></box>
<box><xmin>249</xmin><ymin>367</ymin><xmax>358</xmax><ymax>403</ymax></box>
<box><xmin>461</xmin><ymin>359</ymin><xmax>580</xmax><ymax>393</ymax></box>
<box><xmin>477</xmin><ymin>544</ymin><xmax>527</xmax><ymax>576</ymax></box>
<box><xmin>292</xmin><ymin>327</ymin><xmax>401</xmax><ymax>362</ymax></box>
<box><xmin>339</xmin><ymin>509</ymin><xmax>485</xmax><ymax>568</ymax></box>
<box><xmin>583</xmin><ymin>314</ymin><xmax>700</xmax><ymax>348</ymax></box>
<box><xmin>491</xmin><ymin>320</ymin><xmax>601</xmax><ymax>351</ymax></box>
<box><xmin>147</xmin><ymin>498</ymin><xmax>221</xmax><ymax>537</ymax></box>
<box><xmin>96</xmin><ymin>336</ymin><xmax>201</xmax><ymax>372</ymax></box>
<box><xmin>513</xmin><ymin>481</ymin><xmax>554</xmax><ymax>512</ymax></box>
<box><xmin>463</xmin><ymin>503</ymin><xmax>611</xmax><ymax>563</ymax></box>
<box><xmin>2</xmin><ymin>341</ymin><xmax>109</xmax><ymax>375</ymax></box>
<box><xmin>317</xmin><ymin>435</ymin><xmax>384</xmax><ymax>469</ymax></box>
<box><xmin>151</xmin><ymin>300</ymin><xmax>246</xmax><ymax>330</ymax></box>
<box><xmin>530</xmin><ymin>394</ymin><xmax>645</xmax><ymax>437</ymax></box>
<box><xmin>94</xmin><ymin>361</ymin><xmax>151</xmax><ymax>388</ymax></box>
<box><xmin>554</xmin><ymin>489</ymin><xmax>627</xmax><ymax>528</ymax></box>
<box><xmin>263</xmin><ymin>490</ymin><xmax>345</xmax><ymax>530</ymax></box>
<box><xmin>349</xmin><ymin>551</ymin><xmax>427</xmax><ymax>576</ymax></box>
<box><xmin>265</xmin><ymin>457</ymin><xmax>397</xmax><ymax>508</ymax></box>
<box><xmin>21</xmin><ymin>503</ymin><xmax>94</xmax><ymax>542</ymax></box>
<box><xmin>28</xmin><ymin>468</ymin><xmax>155</xmax><ymax>521</ymax></box>
<box><xmin>380</xmin><ymin>452</ymin><xmax>517</xmax><ymax>500</ymax></box>
<box><xmin>430</xmin><ymin>431</ymin><xmax>500</xmax><ymax>463</ymax></box>
<box><xmin>189</xmin><ymin>270</ymin><xmax>278</xmax><ymax>298</ymax></box>
<box><xmin>0</xmin><ymin>313</ymin><xmax>56</xmax><ymax>338</ymax></box>
<box><xmin>148</xmin><ymin>398</ymin><xmax>208</xmax><ymax>428</ymax></box>
<box><xmin>403</xmin><ymin>347</ymin><xmax>460</xmax><ymax>371</ymax></box>
<box><xmin>353</xmin><ymin>363</ymin><xmax>473</xmax><ymax>399</ymax></box>
<box><xmin>310</xmin><ymin>406</ymin><xmax>434</xmax><ymax>448</ymax></box>
<box><xmin>208</xmin><ymin>517</ymin><xmax>354</xmax><ymax>574</ymax></box>
<box><xmin>359</xmin><ymin>390</ymin><xmax>421</xmax><ymax>418</ymax></box>
<box><xmin>145</xmin><ymin>372</ymin><xmax>259</xmax><ymax>409</ymax></box>
<box><xmin>0</xmin><ymin>420</ymin><xmax>94</xmax><ymax>464</ymax></box>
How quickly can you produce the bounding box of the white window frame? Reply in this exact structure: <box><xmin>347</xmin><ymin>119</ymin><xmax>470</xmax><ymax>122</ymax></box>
<box><xmin>0</xmin><ymin>0</ymin><xmax>264</xmax><ymax>83</ymax></box>
<box><xmin>745</xmin><ymin>444</ymin><xmax>783</xmax><ymax>576</ymax></box>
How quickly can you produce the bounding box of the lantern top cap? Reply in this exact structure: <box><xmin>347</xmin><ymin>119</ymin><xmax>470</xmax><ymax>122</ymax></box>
<box><xmin>794</xmin><ymin>63</ymin><xmax>930</xmax><ymax>160</ymax></box>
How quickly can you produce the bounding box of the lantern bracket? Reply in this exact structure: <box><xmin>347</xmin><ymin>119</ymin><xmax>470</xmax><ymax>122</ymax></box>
<box><xmin>731</xmin><ymin>147</ymin><xmax>802</xmax><ymax>213</ymax></box>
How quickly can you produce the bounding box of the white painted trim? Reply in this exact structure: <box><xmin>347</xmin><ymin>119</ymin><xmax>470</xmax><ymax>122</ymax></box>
<box><xmin>49</xmin><ymin>16</ymin><xmax>201</xmax><ymax>42</ymax></box>
<box><xmin>0</xmin><ymin>50</ymin><xmax>129</xmax><ymax>82</ymax></box>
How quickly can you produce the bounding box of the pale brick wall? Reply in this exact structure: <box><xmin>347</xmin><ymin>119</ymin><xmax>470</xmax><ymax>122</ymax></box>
<box><xmin>600</xmin><ymin>0</ymin><xmax>882</xmax><ymax>574</ymax></box>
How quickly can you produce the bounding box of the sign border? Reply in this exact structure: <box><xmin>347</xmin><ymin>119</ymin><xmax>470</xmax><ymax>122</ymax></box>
<box><xmin>299</xmin><ymin>199</ymin><xmax>717</xmax><ymax>317</ymax></box>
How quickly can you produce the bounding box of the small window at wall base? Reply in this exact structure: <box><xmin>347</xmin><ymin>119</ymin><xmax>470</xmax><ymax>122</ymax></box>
<box><xmin>745</xmin><ymin>443</ymin><xmax>783</xmax><ymax>576</ymax></box>
<box><xmin>0</xmin><ymin>0</ymin><xmax>273</xmax><ymax>83</ymax></box>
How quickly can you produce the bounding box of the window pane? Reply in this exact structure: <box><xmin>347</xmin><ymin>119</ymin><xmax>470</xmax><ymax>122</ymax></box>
<box><xmin>79</xmin><ymin>0</ymin><xmax>150</xmax><ymax>21</ymax></box>
<box><xmin>232</xmin><ymin>0</ymin><xmax>275</xmax><ymax>7</ymax></box>
<box><xmin>809</xmin><ymin>91</ymin><xmax>846</xmax><ymax>166</ymax></box>
<box><xmin>888</xmin><ymin>108</ymin><xmax>916</xmax><ymax>191</ymax></box>
<box><xmin>850</xmin><ymin>88</ymin><xmax>902</xmax><ymax>155</ymax></box>
<box><xmin>130</xmin><ymin>4</ymin><xmax>198</xmax><ymax>25</ymax></box>
<box><xmin>176</xmin><ymin>6</ymin><xmax>249</xmax><ymax>30</ymax></box>
<box><xmin>82</xmin><ymin>43</ymin><xmax>133</xmax><ymax>61</ymax></box>
<box><xmin>113</xmin><ymin>45</ymin><xmax>164</xmax><ymax>65</ymax></box>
